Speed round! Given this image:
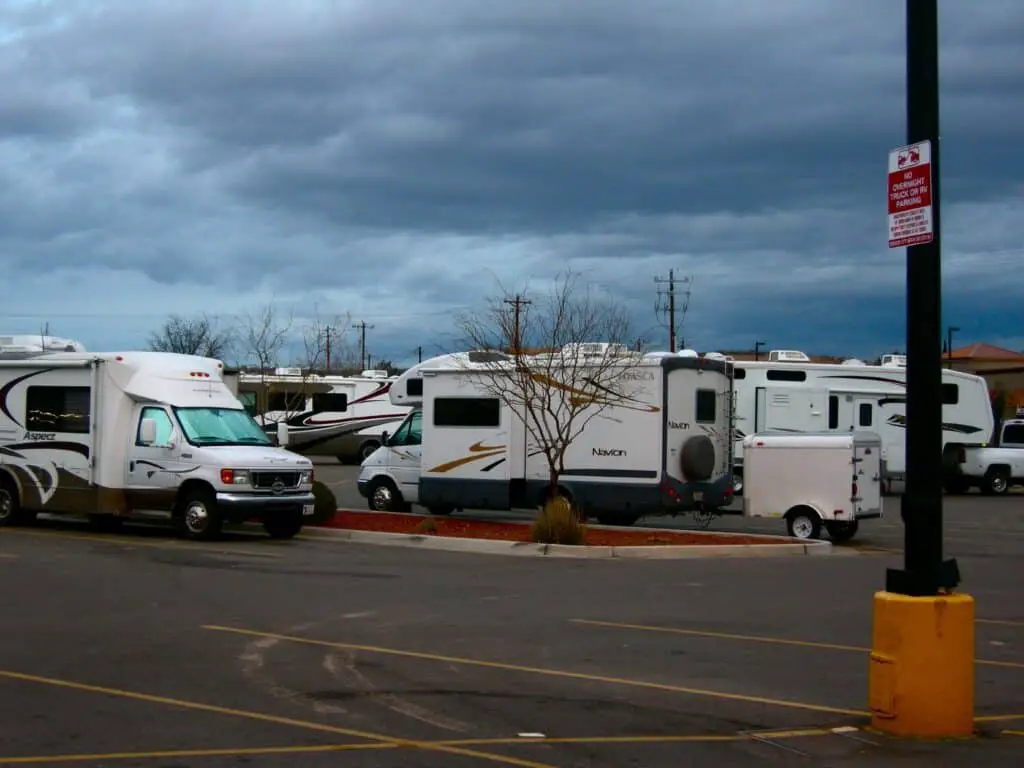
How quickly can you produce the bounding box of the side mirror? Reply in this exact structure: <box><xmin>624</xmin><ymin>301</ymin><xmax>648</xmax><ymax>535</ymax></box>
<box><xmin>139</xmin><ymin>418</ymin><xmax>157</xmax><ymax>445</ymax></box>
<box><xmin>381</xmin><ymin>430</ymin><xmax>390</xmax><ymax>446</ymax></box>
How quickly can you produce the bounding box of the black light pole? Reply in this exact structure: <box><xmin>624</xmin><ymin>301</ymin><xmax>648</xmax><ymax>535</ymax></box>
<box><xmin>887</xmin><ymin>0</ymin><xmax>959</xmax><ymax>597</ymax></box>
<box><xmin>754</xmin><ymin>341</ymin><xmax>765</xmax><ymax>361</ymax></box>
<box><xmin>946</xmin><ymin>325</ymin><xmax>959</xmax><ymax>368</ymax></box>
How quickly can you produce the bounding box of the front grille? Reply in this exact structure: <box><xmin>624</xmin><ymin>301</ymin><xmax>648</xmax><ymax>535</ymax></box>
<box><xmin>252</xmin><ymin>471</ymin><xmax>301</xmax><ymax>489</ymax></box>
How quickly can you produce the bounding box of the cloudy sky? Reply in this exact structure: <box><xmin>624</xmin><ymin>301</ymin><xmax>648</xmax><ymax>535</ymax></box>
<box><xmin>2</xmin><ymin>0</ymin><xmax>1022</xmax><ymax>367</ymax></box>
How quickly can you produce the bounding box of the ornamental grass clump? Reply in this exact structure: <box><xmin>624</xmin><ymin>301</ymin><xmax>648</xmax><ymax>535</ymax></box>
<box><xmin>530</xmin><ymin>495</ymin><xmax>586</xmax><ymax>545</ymax></box>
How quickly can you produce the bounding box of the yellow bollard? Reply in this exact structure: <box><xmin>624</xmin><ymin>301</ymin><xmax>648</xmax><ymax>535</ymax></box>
<box><xmin>868</xmin><ymin>591</ymin><xmax>975</xmax><ymax>737</ymax></box>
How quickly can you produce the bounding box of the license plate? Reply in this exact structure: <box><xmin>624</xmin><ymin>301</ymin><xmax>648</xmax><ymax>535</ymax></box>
<box><xmin>693</xmin><ymin>491</ymin><xmax>703</xmax><ymax>502</ymax></box>
<box><xmin>302</xmin><ymin>504</ymin><xmax>315</xmax><ymax>516</ymax></box>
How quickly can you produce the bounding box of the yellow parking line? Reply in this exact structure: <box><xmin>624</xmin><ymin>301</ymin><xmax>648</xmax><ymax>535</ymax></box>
<box><xmin>202</xmin><ymin>625</ymin><xmax>869</xmax><ymax>718</ymax></box>
<box><xmin>975</xmin><ymin>713</ymin><xmax>1024</xmax><ymax>723</ymax></box>
<box><xmin>0</xmin><ymin>669</ymin><xmax>553</xmax><ymax>768</ymax></box>
<box><xmin>570</xmin><ymin>619</ymin><xmax>1024</xmax><ymax>670</ymax></box>
<box><xmin>0</xmin><ymin>743</ymin><xmax>392</xmax><ymax>765</ymax></box>
<box><xmin>977</xmin><ymin>618</ymin><xmax>1024</xmax><ymax>628</ymax></box>
<box><xmin>0</xmin><ymin>528</ymin><xmax>282</xmax><ymax>559</ymax></box>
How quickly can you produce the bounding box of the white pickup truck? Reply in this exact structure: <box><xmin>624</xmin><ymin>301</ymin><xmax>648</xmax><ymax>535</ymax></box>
<box><xmin>944</xmin><ymin>419</ymin><xmax>1024</xmax><ymax>495</ymax></box>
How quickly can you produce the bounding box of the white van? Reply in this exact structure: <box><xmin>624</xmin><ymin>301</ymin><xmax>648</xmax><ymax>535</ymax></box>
<box><xmin>0</xmin><ymin>345</ymin><xmax>316</xmax><ymax>540</ymax></box>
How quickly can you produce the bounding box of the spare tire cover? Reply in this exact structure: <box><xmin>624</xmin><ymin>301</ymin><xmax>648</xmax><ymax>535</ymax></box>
<box><xmin>680</xmin><ymin>434</ymin><xmax>716</xmax><ymax>481</ymax></box>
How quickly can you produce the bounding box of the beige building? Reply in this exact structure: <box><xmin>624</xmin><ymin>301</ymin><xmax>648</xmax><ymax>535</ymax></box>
<box><xmin>948</xmin><ymin>343</ymin><xmax>1024</xmax><ymax>418</ymax></box>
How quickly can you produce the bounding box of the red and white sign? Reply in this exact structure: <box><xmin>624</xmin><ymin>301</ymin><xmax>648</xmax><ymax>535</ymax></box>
<box><xmin>887</xmin><ymin>140</ymin><xmax>933</xmax><ymax>248</ymax></box>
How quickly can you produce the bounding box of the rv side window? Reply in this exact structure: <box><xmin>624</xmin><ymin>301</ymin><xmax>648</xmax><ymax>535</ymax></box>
<box><xmin>312</xmin><ymin>393</ymin><xmax>348</xmax><ymax>412</ymax></box>
<box><xmin>695</xmin><ymin>389</ymin><xmax>717</xmax><ymax>423</ymax></box>
<box><xmin>266</xmin><ymin>391</ymin><xmax>306</xmax><ymax>412</ymax></box>
<box><xmin>434</xmin><ymin>397</ymin><xmax>501</xmax><ymax>428</ymax></box>
<box><xmin>25</xmin><ymin>385</ymin><xmax>91</xmax><ymax>434</ymax></box>
<box><xmin>733</xmin><ymin>368</ymin><xmax>746</xmax><ymax>379</ymax></box>
<box><xmin>136</xmin><ymin>407</ymin><xmax>174</xmax><ymax>445</ymax></box>
<box><xmin>766</xmin><ymin>369</ymin><xmax>806</xmax><ymax>382</ymax></box>
<box><xmin>406</xmin><ymin>378</ymin><xmax>423</xmax><ymax>397</ymax></box>
<box><xmin>828</xmin><ymin>396</ymin><xmax>839</xmax><ymax>429</ymax></box>
<box><xmin>942</xmin><ymin>383</ymin><xmax>959</xmax><ymax>405</ymax></box>
<box><xmin>858</xmin><ymin>403</ymin><xmax>873</xmax><ymax>427</ymax></box>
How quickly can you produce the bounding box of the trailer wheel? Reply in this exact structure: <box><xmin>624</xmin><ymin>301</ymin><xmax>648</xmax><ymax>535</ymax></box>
<box><xmin>982</xmin><ymin>467</ymin><xmax>1010</xmax><ymax>496</ymax></box>
<box><xmin>825</xmin><ymin>520</ymin><xmax>858</xmax><ymax>543</ymax></box>
<box><xmin>680</xmin><ymin>435</ymin><xmax>715</xmax><ymax>481</ymax></box>
<box><xmin>785</xmin><ymin>506</ymin><xmax>822</xmax><ymax>540</ymax></box>
<box><xmin>177</xmin><ymin>486</ymin><xmax>223</xmax><ymax>540</ymax></box>
<box><xmin>0</xmin><ymin>477</ymin><xmax>32</xmax><ymax>527</ymax></box>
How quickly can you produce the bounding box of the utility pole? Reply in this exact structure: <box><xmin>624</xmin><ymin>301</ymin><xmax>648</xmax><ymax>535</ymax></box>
<box><xmin>353</xmin><ymin>321</ymin><xmax>372</xmax><ymax>370</ymax></box>
<box><xmin>754</xmin><ymin>340</ymin><xmax>766</xmax><ymax>361</ymax></box>
<box><xmin>417</xmin><ymin>345</ymin><xmax>423</xmax><ymax>363</ymax></box>
<box><xmin>324</xmin><ymin>326</ymin><xmax>332</xmax><ymax>372</ymax></box>
<box><xmin>503</xmin><ymin>295</ymin><xmax>532</xmax><ymax>354</ymax></box>
<box><xmin>887</xmin><ymin>0</ymin><xmax>957</xmax><ymax>598</ymax></box>
<box><xmin>654</xmin><ymin>271</ymin><xmax>692</xmax><ymax>352</ymax></box>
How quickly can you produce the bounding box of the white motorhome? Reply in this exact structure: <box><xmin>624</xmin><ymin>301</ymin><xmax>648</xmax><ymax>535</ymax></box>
<box><xmin>355</xmin><ymin>348</ymin><xmax>735</xmax><ymax>525</ymax></box>
<box><xmin>237</xmin><ymin>369</ymin><xmax>410</xmax><ymax>463</ymax></box>
<box><xmin>729</xmin><ymin>351</ymin><xmax>994</xmax><ymax>493</ymax></box>
<box><xmin>0</xmin><ymin>343</ymin><xmax>316</xmax><ymax>540</ymax></box>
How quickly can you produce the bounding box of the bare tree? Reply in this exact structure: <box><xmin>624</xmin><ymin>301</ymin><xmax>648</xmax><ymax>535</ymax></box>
<box><xmin>148</xmin><ymin>313</ymin><xmax>233</xmax><ymax>359</ymax></box>
<box><xmin>455</xmin><ymin>270</ymin><xmax>644</xmax><ymax>500</ymax></box>
<box><xmin>298</xmin><ymin>308</ymin><xmax>353</xmax><ymax>374</ymax></box>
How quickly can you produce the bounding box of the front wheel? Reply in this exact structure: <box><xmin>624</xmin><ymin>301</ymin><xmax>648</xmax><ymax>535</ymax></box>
<box><xmin>177</xmin><ymin>487</ymin><xmax>223</xmax><ymax>541</ymax></box>
<box><xmin>367</xmin><ymin>478</ymin><xmax>408</xmax><ymax>512</ymax></box>
<box><xmin>0</xmin><ymin>481</ymin><xmax>33</xmax><ymax>527</ymax></box>
<box><xmin>263</xmin><ymin>510</ymin><xmax>304</xmax><ymax>539</ymax></box>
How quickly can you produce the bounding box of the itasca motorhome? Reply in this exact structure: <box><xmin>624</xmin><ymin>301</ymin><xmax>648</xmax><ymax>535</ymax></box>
<box><xmin>354</xmin><ymin>347</ymin><xmax>735</xmax><ymax>525</ymax></box>
<box><xmin>729</xmin><ymin>351</ymin><xmax>994</xmax><ymax>493</ymax></box>
<box><xmin>0</xmin><ymin>341</ymin><xmax>316</xmax><ymax>540</ymax></box>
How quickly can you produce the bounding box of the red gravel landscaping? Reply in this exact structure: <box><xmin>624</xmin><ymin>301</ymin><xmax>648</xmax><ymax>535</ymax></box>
<box><xmin>320</xmin><ymin>510</ymin><xmax>793</xmax><ymax>547</ymax></box>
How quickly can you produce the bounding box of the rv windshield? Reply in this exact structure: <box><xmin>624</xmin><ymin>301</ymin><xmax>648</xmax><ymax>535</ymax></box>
<box><xmin>173</xmin><ymin>407</ymin><xmax>273</xmax><ymax>447</ymax></box>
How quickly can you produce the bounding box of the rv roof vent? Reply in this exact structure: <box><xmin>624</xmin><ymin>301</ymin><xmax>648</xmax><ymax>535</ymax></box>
<box><xmin>560</xmin><ymin>342</ymin><xmax>629</xmax><ymax>358</ymax></box>
<box><xmin>677</xmin><ymin>349</ymin><xmax>699</xmax><ymax>358</ymax></box>
<box><xmin>703</xmin><ymin>351</ymin><xmax>728</xmax><ymax>361</ymax></box>
<box><xmin>0</xmin><ymin>334</ymin><xmax>86</xmax><ymax>353</ymax></box>
<box><xmin>768</xmin><ymin>349</ymin><xmax>810</xmax><ymax>362</ymax></box>
<box><xmin>880</xmin><ymin>354</ymin><xmax>907</xmax><ymax>368</ymax></box>
<box><xmin>361</xmin><ymin>369</ymin><xmax>389</xmax><ymax>378</ymax></box>
<box><xmin>274</xmin><ymin>367</ymin><xmax>303</xmax><ymax>376</ymax></box>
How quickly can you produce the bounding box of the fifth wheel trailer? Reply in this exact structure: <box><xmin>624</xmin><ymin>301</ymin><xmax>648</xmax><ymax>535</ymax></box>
<box><xmin>728</xmin><ymin>354</ymin><xmax>993</xmax><ymax>493</ymax></box>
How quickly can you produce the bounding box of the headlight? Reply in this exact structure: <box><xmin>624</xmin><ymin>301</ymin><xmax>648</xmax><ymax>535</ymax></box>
<box><xmin>300</xmin><ymin>470</ymin><xmax>314</xmax><ymax>485</ymax></box>
<box><xmin>220</xmin><ymin>468</ymin><xmax>251</xmax><ymax>485</ymax></box>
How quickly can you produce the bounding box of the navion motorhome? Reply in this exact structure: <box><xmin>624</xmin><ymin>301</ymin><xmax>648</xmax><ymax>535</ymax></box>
<box><xmin>238</xmin><ymin>368</ymin><xmax>411</xmax><ymax>463</ymax></box>
<box><xmin>356</xmin><ymin>347</ymin><xmax>735</xmax><ymax>525</ymax></box>
<box><xmin>729</xmin><ymin>350</ymin><xmax>993</xmax><ymax>493</ymax></box>
<box><xmin>0</xmin><ymin>341</ymin><xmax>316</xmax><ymax>540</ymax></box>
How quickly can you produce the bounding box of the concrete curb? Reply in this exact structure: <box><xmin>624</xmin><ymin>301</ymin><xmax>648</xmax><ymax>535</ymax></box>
<box><xmin>302</xmin><ymin>523</ymin><xmax>835</xmax><ymax>559</ymax></box>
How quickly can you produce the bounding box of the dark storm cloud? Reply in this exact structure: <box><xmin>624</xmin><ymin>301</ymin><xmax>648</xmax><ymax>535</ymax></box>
<box><xmin>0</xmin><ymin>0</ymin><xmax>1022</xmax><ymax>361</ymax></box>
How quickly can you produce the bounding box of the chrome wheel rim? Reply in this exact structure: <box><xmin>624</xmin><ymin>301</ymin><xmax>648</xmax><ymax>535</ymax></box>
<box><xmin>792</xmin><ymin>516</ymin><xmax>813</xmax><ymax>539</ymax></box>
<box><xmin>371</xmin><ymin>485</ymin><xmax>393</xmax><ymax>510</ymax></box>
<box><xmin>185</xmin><ymin>502</ymin><xmax>209</xmax><ymax>533</ymax></box>
<box><xmin>993</xmin><ymin>475</ymin><xmax>1008</xmax><ymax>493</ymax></box>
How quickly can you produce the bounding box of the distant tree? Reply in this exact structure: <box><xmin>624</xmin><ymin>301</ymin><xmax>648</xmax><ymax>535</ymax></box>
<box><xmin>236</xmin><ymin>303</ymin><xmax>293</xmax><ymax>373</ymax></box>
<box><xmin>455</xmin><ymin>270</ymin><xmax>643</xmax><ymax>503</ymax></box>
<box><xmin>298</xmin><ymin>307</ymin><xmax>353</xmax><ymax>374</ymax></box>
<box><xmin>148</xmin><ymin>313</ymin><xmax>233</xmax><ymax>359</ymax></box>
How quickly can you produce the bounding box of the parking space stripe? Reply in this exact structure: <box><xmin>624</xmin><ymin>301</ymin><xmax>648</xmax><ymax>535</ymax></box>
<box><xmin>570</xmin><ymin>619</ymin><xmax>1024</xmax><ymax>670</ymax></box>
<box><xmin>202</xmin><ymin>624</ymin><xmax>870</xmax><ymax>718</ymax></box>
<box><xmin>0</xmin><ymin>669</ymin><xmax>555</xmax><ymax>768</ymax></box>
<box><xmin>975</xmin><ymin>714</ymin><xmax>1024</xmax><ymax>723</ymax></box>
<box><xmin>0</xmin><ymin>743</ymin><xmax>394</xmax><ymax>765</ymax></box>
<box><xmin>978</xmin><ymin>618</ymin><xmax>1024</xmax><ymax>628</ymax></box>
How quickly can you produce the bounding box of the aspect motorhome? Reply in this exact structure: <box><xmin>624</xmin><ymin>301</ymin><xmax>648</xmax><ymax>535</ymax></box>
<box><xmin>237</xmin><ymin>368</ymin><xmax>410</xmax><ymax>463</ymax></box>
<box><xmin>355</xmin><ymin>347</ymin><xmax>735</xmax><ymax>525</ymax></box>
<box><xmin>0</xmin><ymin>343</ymin><xmax>316</xmax><ymax>540</ymax></box>
<box><xmin>729</xmin><ymin>352</ymin><xmax>994</xmax><ymax>493</ymax></box>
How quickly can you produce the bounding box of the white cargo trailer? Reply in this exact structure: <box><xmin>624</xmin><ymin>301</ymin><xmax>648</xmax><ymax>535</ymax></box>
<box><xmin>741</xmin><ymin>431</ymin><xmax>883</xmax><ymax>542</ymax></box>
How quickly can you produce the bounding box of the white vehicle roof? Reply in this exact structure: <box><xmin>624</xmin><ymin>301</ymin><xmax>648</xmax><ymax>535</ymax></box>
<box><xmin>743</xmin><ymin>431</ymin><xmax>879</xmax><ymax>449</ymax></box>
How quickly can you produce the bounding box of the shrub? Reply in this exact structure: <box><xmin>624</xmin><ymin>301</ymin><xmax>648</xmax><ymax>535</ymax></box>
<box><xmin>415</xmin><ymin>517</ymin><xmax>438</xmax><ymax>534</ymax></box>
<box><xmin>530</xmin><ymin>496</ymin><xmax>586</xmax><ymax>545</ymax></box>
<box><xmin>308</xmin><ymin>480</ymin><xmax>338</xmax><ymax>525</ymax></box>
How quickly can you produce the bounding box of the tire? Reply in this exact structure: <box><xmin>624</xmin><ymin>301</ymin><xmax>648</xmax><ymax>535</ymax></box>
<box><xmin>177</xmin><ymin>486</ymin><xmax>223</xmax><ymax>540</ymax></box>
<box><xmin>263</xmin><ymin>510</ymin><xmax>304</xmax><ymax>539</ymax></box>
<box><xmin>680</xmin><ymin>435</ymin><xmax>716</xmax><ymax>481</ymax></box>
<box><xmin>982</xmin><ymin>467</ymin><xmax>1010</xmax><ymax>496</ymax></box>
<box><xmin>785</xmin><ymin>506</ymin><xmax>822</xmax><ymax>540</ymax></box>
<box><xmin>0</xmin><ymin>479</ymin><xmax>33</xmax><ymax>527</ymax></box>
<box><xmin>367</xmin><ymin>478</ymin><xmax>407</xmax><ymax>512</ymax></box>
<box><xmin>825</xmin><ymin>520</ymin><xmax>859</xmax><ymax>543</ymax></box>
<box><xmin>731</xmin><ymin>469</ymin><xmax>743</xmax><ymax>495</ymax></box>
<box><xmin>359</xmin><ymin>441</ymin><xmax>381</xmax><ymax>462</ymax></box>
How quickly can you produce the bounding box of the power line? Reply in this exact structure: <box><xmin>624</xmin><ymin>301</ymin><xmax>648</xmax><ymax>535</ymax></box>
<box><xmin>654</xmin><ymin>270</ymin><xmax>693</xmax><ymax>352</ymax></box>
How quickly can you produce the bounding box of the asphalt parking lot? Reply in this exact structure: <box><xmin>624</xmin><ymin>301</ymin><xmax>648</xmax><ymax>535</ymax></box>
<box><xmin>0</xmin><ymin>462</ymin><xmax>1021</xmax><ymax>766</ymax></box>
